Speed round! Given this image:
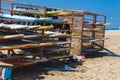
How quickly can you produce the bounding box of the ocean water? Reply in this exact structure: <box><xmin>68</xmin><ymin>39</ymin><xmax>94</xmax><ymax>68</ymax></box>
<box><xmin>105</xmin><ymin>27</ymin><xmax>120</xmax><ymax>30</ymax></box>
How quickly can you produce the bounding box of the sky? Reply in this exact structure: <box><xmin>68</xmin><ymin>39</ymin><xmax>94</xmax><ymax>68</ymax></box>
<box><xmin>3</xmin><ymin>0</ymin><xmax>120</xmax><ymax>29</ymax></box>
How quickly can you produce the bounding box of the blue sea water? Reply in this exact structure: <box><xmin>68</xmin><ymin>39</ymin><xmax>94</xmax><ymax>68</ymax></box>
<box><xmin>105</xmin><ymin>27</ymin><xmax>120</xmax><ymax>30</ymax></box>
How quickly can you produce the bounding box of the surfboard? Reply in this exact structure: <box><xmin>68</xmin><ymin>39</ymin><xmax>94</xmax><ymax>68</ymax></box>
<box><xmin>84</xmin><ymin>22</ymin><xmax>94</xmax><ymax>26</ymax></box>
<box><xmin>0</xmin><ymin>41</ymin><xmax>54</xmax><ymax>50</ymax></box>
<box><xmin>0</xmin><ymin>14</ymin><xmax>65</xmax><ymax>23</ymax></box>
<box><xmin>47</xmin><ymin>18</ymin><xmax>65</xmax><ymax>22</ymax></box>
<box><xmin>0</xmin><ymin>23</ymin><xmax>53</xmax><ymax>30</ymax></box>
<box><xmin>27</xmin><ymin>25</ymin><xmax>39</xmax><ymax>29</ymax></box>
<box><xmin>0</xmin><ymin>23</ymin><xmax>28</xmax><ymax>29</ymax></box>
<box><xmin>82</xmin><ymin>37</ymin><xmax>94</xmax><ymax>42</ymax></box>
<box><xmin>51</xmin><ymin>33</ymin><xmax>75</xmax><ymax>38</ymax></box>
<box><xmin>0</xmin><ymin>53</ymin><xmax>72</xmax><ymax>67</ymax></box>
<box><xmin>28</xmin><ymin>25</ymin><xmax>53</xmax><ymax>29</ymax></box>
<box><xmin>94</xmin><ymin>22</ymin><xmax>103</xmax><ymax>26</ymax></box>
<box><xmin>93</xmin><ymin>28</ymin><xmax>103</xmax><ymax>30</ymax></box>
<box><xmin>0</xmin><ymin>34</ymin><xmax>24</xmax><ymax>40</ymax></box>
<box><xmin>83</xmin><ymin>37</ymin><xmax>106</xmax><ymax>42</ymax></box>
<box><xmin>50</xmin><ymin>54</ymin><xmax>73</xmax><ymax>60</ymax></box>
<box><xmin>5</xmin><ymin>24</ymin><xmax>28</xmax><ymax>29</ymax></box>
<box><xmin>33</xmin><ymin>25</ymin><xmax>54</xmax><ymax>30</ymax></box>
<box><xmin>84</xmin><ymin>22</ymin><xmax>111</xmax><ymax>26</ymax></box>
<box><xmin>100</xmin><ymin>23</ymin><xmax>111</xmax><ymax>26</ymax></box>
<box><xmin>94</xmin><ymin>22</ymin><xmax>111</xmax><ymax>26</ymax></box>
<box><xmin>45</xmin><ymin>46</ymin><xmax>72</xmax><ymax>53</ymax></box>
<box><xmin>83</xmin><ymin>28</ymin><xmax>103</xmax><ymax>32</ymax></box>
<box><xmin>0</xmin><ymin>14</ymin><xmax>51</xmax><ymax>22</ymax></box>
<box><xmin>56</xmin><ymin>41</ymin><xmax>71</xmax><ymax>44</ymax></box>
<box><xmin>89</xmin><ymin>38</ymin><xmax>107</xmax><ymax>42</ymax></box>
<box><xmin>14</xmin><ymin>8</ymin><xmax>60</xmax><ymax>15</ymax></box>
<box><xmin>31</xmin><ymin>11</ymin><xmax>60</xmax><ymax>15</ymax></box>
<box><xmin>0</xmin><ymin>23</ymin><xmax>7</xmax><ymax>29</ymax></box>
<box><xmin>54</xmin><ymin>11</ymin><xmax>72</xmax><ymax>16</ymax></box>
<box><xmin>84</xmin><ymin>22</ymin><xmax>110</xmax><ymax>27</ymax></box>
<box><xmin>23</xmin><ymin>34</ymin><xmax>41</xmax><ymax>39</ymax></box>
<box><xmin>44</xmin><ymin>31</ymin><xmax>75</xmax><ymax>38</ymax></box>
<box><xmin>0</xmin><ymin>57</ymin><xmax>49</xmax><ymax>67</ymax></box>
<box><xmin>82</xmin><ymin>48</ymin><xmax>99</xmax><ymax>52</ymax></box>
<box><xmin>0</xmin><ymin>62</ymin><xmax>13</xmax><ymax>67</ymax></box>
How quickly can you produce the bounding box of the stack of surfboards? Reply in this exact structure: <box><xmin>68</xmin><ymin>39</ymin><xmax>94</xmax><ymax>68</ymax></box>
<box><xmin>0</xmin><ymin>8</ymin><xmax>73</xmax><ymax>67</ymax></box>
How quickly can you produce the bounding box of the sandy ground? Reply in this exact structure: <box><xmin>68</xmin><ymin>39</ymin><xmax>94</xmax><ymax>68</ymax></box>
<box><xmin>11</xmin><ymin>30</ymin><xmax>120</xmax><ymax>80</ymax></box>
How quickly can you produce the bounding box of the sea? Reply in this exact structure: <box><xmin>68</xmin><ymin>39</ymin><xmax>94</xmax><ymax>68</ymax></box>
<box><xmin>105</xmin><ymin>27</ymin><xmax>120</xmax><ymax>30</ymax></box>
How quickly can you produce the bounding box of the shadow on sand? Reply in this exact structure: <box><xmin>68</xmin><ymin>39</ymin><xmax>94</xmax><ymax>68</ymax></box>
<box><xmin>11</xmin><ymin>51</ymin><xmax>120</xmax><ymax>80</ymax></box>
<box><xmin>85</xmin><ymin>51</ymin><xmax>120</xmax><ymax>58</ymax></box>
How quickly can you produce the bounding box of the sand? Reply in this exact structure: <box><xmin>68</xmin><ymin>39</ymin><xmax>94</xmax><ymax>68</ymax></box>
<box><xmin>11</xmin><ymin>30</ymin><xmax>120</xmax><ymax>80</ymax></box>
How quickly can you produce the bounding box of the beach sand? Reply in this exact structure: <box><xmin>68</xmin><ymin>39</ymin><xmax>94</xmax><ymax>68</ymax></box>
<box><xmin>12</xmin><ymin>30</ymin><xmax>120</xmax><ymax>80</ymax></box>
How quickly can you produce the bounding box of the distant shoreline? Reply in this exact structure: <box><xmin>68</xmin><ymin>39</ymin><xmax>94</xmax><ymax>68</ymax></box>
<box><xmin>105</xmin><ymin>27</ymin><xmax>120</xmax><ymax>30</ymax></box>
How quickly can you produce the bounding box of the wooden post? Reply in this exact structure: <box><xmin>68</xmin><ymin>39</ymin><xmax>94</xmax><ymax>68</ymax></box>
<box><xmin>11</xmin><ymin>4</ymin><xmax>14</xmax><ymax>15</ymax></box>
<box><xmin>44</xmin><ymin>6</ymin><xmax>47</xmax><ymax>18</ymax></box>
<box><xmin>71</xmin><ymin>11</ymin><xmax>74</xmax><ymax>32</ymax></box>
<box><xmin>103</xmin><ymin>15</ymin><xmax>106</xmax><ymax>47</ymax></box>
<box><xmin>42</xmin><ymin>6</ymin><xmax>47</xmax><ymax>42</ymax></box>
<box><xmin>92</xmin><ymin>15</ymin><xmax>97</xmax><ymax>47</ymax></box>
<box><xmin>80</xmin><ymin>15</ymin><xmax>84</xmax><ymax>55</ymax></box>
<box><xmin>93</xmin><ymin>15</ymin><xmax>97</xmax><ymax>36</ymax></box>
<box><xmin>71</xmin><ymin>11</ymin><xmax>84</xmax><ymax>55</ymax></box>
<box><xmin>68</xmin><ymin>11</ymin><xmax>74</xmax><ymax>54</ymax></box>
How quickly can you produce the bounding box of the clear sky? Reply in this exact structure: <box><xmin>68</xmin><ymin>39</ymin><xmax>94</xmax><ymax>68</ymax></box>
<box><xmin>7</xmin><ymin>0</ymin><xmax>120</xmax><ymax>28</ymax></box>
